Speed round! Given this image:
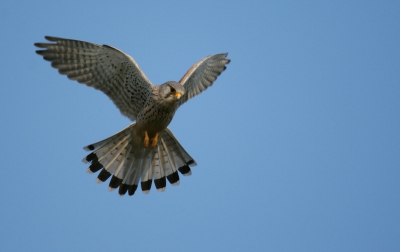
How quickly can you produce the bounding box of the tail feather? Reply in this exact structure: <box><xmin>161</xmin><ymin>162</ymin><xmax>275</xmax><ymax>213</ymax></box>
<box><xmin>118</xmin><ymin>183</ymin><xmax>129</xmax><ymax>196</ymax></box>
<box><xmin>82</xmin><ymin>125</ymin><xmax>133</xmax><ymax>152</ymax></box>
<box><xmin>96</xmin><ymin>169</ymin><xmax>111</xmax><ymax>183</ymax></box>
<box><xmin>167</xmin><ymin>171</ymin><xmax>180</xmax><ymax>185</ymax></box>
<box><xmin>153</xmin><ymin>138</ymin><xmax>179</xmax><ymax>190</ymax></box>
<box><xmin>128</xmin><ymin>184</ymin><xmax>138</xmax><ymax>196</ymax></box>
<box><xmin>114</xmin><ymin>145</ymin><xmax>133</xmax><ymax>178</ymax></box>
<box><xmin>140</xmin><ymin>151</ymin><xmax>156</xmax><ymax>194</ymax></box>
<box><xmin>144</xmin><ymin>145</ymin><xmax>167</xmax><ymax>192</ymax></box>
<box><xmin>138</xmin><ymin>148</ymin><xmax>157</xmax><ymax>194</ymax></box>
<box><xmin>108</xmin><ymin>175</ymin><xmax>122</xmax><ymax>191</ymax></box>
<box><xmin>90</xmin><ymin>134</ymin><xmax>130</xmax><ymax>166</ymax></box>
<box><xmin>83</xmin><ymin>123</ymin><xmax>196</xmax><ymax>196</ymax></box>
<box><xmin>163</xmin><ymin>128</ymin><xmax>197</xmax><ymax>167</ymax></box>
<box><xmin>113</xmin><ymin>146</ymin><xmax>131</xmax><ymax>176</ymax></box>
<box><xmin>82</xmin><ymin>125</ymin><xmax>132</xmax><ymax>163</ymax></box>
<box><xmin>103</xmin><ymin>139</ymin><xmax>129</xmax><ymax>173</ymax></box>
<box><xmin>159</xmin><ymin>138</ymin><xmax>176</xmax><ymax>178</ymax></box>
<box><xmin>123</xmin><ymin>156</ymin><xmax>145</xmax><ymax>188</ymax></box>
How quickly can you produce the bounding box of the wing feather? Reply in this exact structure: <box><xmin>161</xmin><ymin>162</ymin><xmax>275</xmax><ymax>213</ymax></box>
<box><xmin>35</xmin><ymin>36</ymin><xmax>153</xmax><ymax>120</ymax></box>
<box><xmin>179</xmin><ymin>53</ymin><xmax>230</xmax><ymax>104</ymax></box>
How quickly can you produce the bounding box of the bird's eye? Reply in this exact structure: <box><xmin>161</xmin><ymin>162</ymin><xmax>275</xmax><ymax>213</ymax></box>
<box><xmin>170</xmin><ymin>87</ymin><xmax>176</xmax><ymax>93</ymax></box>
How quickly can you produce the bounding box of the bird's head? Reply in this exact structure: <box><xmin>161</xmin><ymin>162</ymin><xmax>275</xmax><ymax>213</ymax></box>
<box><xmin>160</xmin><ymin>81</ymin><xmax>185</xmax><ymax>103</ymax></box>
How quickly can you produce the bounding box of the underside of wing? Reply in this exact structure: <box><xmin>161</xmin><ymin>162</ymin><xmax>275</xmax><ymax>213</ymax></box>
<box><xmin>35</xmin><ymin>36</ymin><xmax>153</xmax><ymax>120</ymax></box>
<box><xmin>179</xmin><ymin>53</ymin><xmax>230</xmax><ymax>105</ymax></box>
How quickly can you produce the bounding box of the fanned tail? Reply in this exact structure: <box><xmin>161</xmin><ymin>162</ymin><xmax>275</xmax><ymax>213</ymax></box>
<box><xmin>82</xmin><ymin>123</ymin><xmax>197</xmax><ymax>196</ymax></box>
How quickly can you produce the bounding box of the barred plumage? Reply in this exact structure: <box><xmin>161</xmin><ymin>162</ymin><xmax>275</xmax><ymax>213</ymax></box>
<box><xmin>35</xmin><ymin>36</ymin><xmax>230</xmax><ymax>196</ymax></box>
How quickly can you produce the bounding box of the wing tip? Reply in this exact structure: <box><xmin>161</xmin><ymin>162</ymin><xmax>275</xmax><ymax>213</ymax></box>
<box><xmin>35</xmin><ymin>49</ymin><xmax>46</xmax><ymax>55</ymax></box>
<box><xmin>44</xmin><ymin>36</ymin><xmax>59</xmax><ymax>42</ymax></box>
<box><xmin>34</xmin><ymin>43</ymin><xmax>46</xmax><ymax>49</ymax></box>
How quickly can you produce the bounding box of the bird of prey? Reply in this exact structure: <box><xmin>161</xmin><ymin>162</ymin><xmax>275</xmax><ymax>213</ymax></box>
<box><xmin>34</xmin><ymin>36</ymin><xmax>230</xmax><ymax>196</ymax></box>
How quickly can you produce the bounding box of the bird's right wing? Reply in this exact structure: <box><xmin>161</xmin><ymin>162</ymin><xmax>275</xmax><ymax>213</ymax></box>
<box><xmin>35</xmin><ymin>36</ymin><xmax>153</xmax><ymax>120</ymax></box>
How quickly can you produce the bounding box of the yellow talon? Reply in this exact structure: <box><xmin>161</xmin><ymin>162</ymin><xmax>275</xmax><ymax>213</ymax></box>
<box><xmin>144</xmin><ymin>131</ymin><xmax>149</xmax><ymax>148</ymax></box>
<box><xmin>143</xmin><ymin>131</ymin><xmax>158</xmax><ymax>148</ymax></box>
<box><xmin>151</xmin><ymin>133</ymin><xmax>159</xmax><ymax>148</ymax></box>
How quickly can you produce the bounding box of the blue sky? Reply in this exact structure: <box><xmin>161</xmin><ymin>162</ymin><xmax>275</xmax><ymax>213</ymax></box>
<box><xmin>1</xmin><ymin>0</ymin><xmax>399</xmax><ymax>251</ymax></box>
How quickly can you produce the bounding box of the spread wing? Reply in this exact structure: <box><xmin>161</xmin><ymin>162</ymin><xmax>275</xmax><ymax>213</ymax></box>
<box><xmin>35</xmin><ymin>36</ymin><xmax>153</xmax><ymax>121</ymax></box>
<box><xmin>178</xmin><ymin>53</ymin><xmax>230</xmax><ymax>105</ymax></box>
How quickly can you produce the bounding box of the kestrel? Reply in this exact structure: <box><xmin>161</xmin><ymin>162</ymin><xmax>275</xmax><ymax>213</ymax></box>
<box><xmin>34</xmin><ymin>36</ymin><xmax>230</xmax><ymax>196</ymax></box>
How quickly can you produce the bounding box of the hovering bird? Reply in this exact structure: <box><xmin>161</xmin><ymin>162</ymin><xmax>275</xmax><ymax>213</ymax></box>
<box><xmin>35</xmin><ymin>36</ymin><xmax>230</xmax><ymax>196</ymax></box>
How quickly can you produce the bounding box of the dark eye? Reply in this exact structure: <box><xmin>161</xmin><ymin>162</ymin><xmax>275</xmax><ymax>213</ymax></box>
<box><xmin>170</xmin><ymin>87</ymin><xmax>176</xmax><ymax>92</ymax></box>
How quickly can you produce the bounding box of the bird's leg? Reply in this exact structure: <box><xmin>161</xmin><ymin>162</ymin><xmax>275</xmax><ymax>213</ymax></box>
<box><xmin>150</xmin><ymin>133</ymin><xmax>159</xmax><ymax>148</ymax></box>
<box><xmin>143</xmin><ymin>131</ymin><xmax>149</xmax><ymax>148</ymax></box>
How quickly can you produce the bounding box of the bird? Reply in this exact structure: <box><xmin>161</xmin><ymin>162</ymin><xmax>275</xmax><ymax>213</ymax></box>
<box><xmin>34</xmin><ymin>36</ymin><xmax>230</xmax><ymax>196</ymax></box>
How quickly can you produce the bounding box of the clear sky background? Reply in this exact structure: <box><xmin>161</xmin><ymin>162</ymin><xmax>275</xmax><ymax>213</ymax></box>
<box><xmin>1</xmin><ymin>1</ymin><xmax>399</xmax><ymax>251</ymax></box>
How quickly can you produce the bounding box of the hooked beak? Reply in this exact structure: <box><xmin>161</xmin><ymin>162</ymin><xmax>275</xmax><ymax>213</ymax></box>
<box><xmin>174</xmin><ymin>92</ymin><xmax>183</xmax><ymax>99</ymax></box>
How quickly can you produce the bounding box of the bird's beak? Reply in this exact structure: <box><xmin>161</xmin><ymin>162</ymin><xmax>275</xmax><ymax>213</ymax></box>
<box><xmin>174</xmin><ymin>92</ymin><xmax>183</xmax><ymax>99</ymax></box>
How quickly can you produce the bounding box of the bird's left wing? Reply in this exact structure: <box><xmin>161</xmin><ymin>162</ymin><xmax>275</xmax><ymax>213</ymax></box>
<box><xmin>178</xmin><ymin>53</ymin><xmax>230</xmax><ymax>105</ymax></box>
<box><xmin>35</xmin><ymin>36</ymin><xmax>153</xmax><ymax>120</ymax></box>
